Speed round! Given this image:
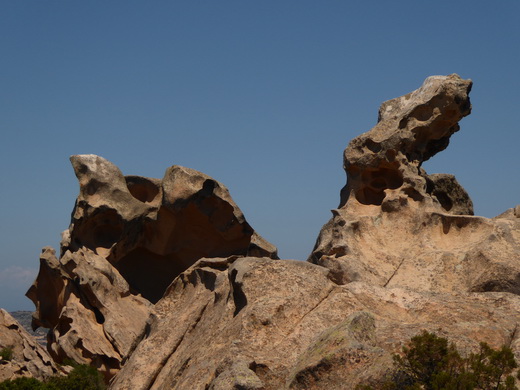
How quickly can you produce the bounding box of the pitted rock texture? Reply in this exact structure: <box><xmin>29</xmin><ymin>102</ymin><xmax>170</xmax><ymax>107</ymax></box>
<box><xmin>426</xmin><ymin>173</ymin><xmax>474</xmax><ymax>216</ymax></box>
<box><xmin>0</xmin><ymin>309</ymin><xmax>61</xmax><ymax>382</ymax></box>
<box><xmin>310</xmin><ymin>74</ymin><xmax>520</xmax><ymax>291</ymax></box>
<box><xmin>339</xmin><ymin>74</ymin><xmax>472</xmax><ymax>210</ymax></box>
<box><xmin>27</xmin><ymin>155</ymin><xmax>277</xmax><ymax>378</ymax></box>
<box><xmin>65</xmin><ymin>155</ymin><xmax>278</xmax><ymax>303</ymax></box>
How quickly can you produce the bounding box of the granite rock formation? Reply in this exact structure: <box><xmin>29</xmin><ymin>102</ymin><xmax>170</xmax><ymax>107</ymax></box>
<box><xmin>110</xmin><ymin>257</ymin><xmax>520</xmax><ymax>390</ymax></box>
<box><xmin>309</xmin><ymin>74</ymin><xmax>520</xmax><ymax>293</ymax></box>
<box><xmin>6</xmin><ymin>74</ymin><xmax>519</xmax><ymax>389</ymax></box>
<box><xmin>110</xmin><ymin>74</ymin><xmax>520</xmax><ymax>389</ymax></box>
<box><xmin>0</xmin><ymin>309</ymin><xmax>61</xmax><ymax>382</ymax></box>
<box><xmin>26</xmin><ymin>156</ymin><xmax>277</xmax><ymax>378</ymax></box>
<box><xmin>338</xmin><ymin>74</ymin><xmax>473</xmax><ymax>211</ymax></box>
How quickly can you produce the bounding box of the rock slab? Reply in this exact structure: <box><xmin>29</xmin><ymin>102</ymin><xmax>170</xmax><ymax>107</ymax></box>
<box><xmin>0</xmin><ymin>309</ymin><xmax>61</xmax><ymax>382</ymax></box>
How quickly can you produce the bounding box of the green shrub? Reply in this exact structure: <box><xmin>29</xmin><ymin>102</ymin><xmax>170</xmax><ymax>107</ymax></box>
<box><xmin>0</xmin><ymin>348</ymin><xmax>13</xmax><ymax>361</ymax></box>
<box><xmin>0</xmin><ymin>377</ymin><xmax>45</xmax><ymax>390</ymax></box>
<box><xmin>0</xmin><ymin>364</ymin><xmax>105</xmax><ymax>390</ymax></box>
<box><xmin>359</xmin><ymin>330</ymin><xmax>520</xmax><ymax>390</ymax></box>
<box><xmin>46</xmin><ymin>364</ymin><xmax>105</xmax><ymax>390</ymax></box>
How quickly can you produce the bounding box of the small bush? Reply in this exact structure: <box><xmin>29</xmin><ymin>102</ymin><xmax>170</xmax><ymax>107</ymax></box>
<box><xmin>0</xmin><ymin>377</ymin><xmax>45</xmax><ymax>390</ymax></box>
<box><xmin>0</xmin><ymin>348</ymin><xmax>13</xmax><ymax>361</ymax></box>
<box><xmin>0</xmin><ymin>364</ymin><xmax>105</xmax><ymax>390</ymax></box>
<box><xmin>47</xmin><ymin>364</ymin><xmax>105</xmax><ymax>390</ymax></box>
<box><xmin>359</xmin><ymin>330</ymin><xmax>520</xmax><ymax>390</ymax></box>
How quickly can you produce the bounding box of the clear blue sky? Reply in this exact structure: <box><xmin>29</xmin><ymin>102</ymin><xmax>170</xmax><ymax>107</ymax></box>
<box><xmin>1</xmin><ymin>1</ymin><xmax>519</xmax><ymax>311</ymax></box>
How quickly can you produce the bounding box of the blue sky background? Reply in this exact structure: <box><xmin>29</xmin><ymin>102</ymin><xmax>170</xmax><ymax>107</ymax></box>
<box><xmin>1</xmin><ymin>1</ymin><xmax>519</xmax><ymax>311</ymax></box>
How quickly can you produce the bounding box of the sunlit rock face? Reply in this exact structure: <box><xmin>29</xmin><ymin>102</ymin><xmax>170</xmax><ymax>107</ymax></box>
<box><xmin>309</xmin><ymin>74</ymin><xmax>520</xmax><ymax>293</ymax></box>
<box><xmin>0</xmin><ymin>309</ymin><xmax>61</xmax><ymax>382</ymax></box>
<box><xmin>111</xmin><ymin>258</ymin><xmax>520</xmax><ymax>390</ymax></box>
<box><xmin>26</xmin><ymin>155</ymin><xmax>278</xmax><ymax>378</ymax></box>
<box><xmin>339</xmin><ymin>74</ymin><xmax>473</xmax><ymax>210</ymax></box>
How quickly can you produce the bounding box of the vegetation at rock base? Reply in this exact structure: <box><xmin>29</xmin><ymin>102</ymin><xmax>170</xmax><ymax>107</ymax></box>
<box><xmin>358</xmin><ymin>330</ymin><xmax>520</xmax><ymax>390</ymax></box>
<box><xmin>0</xmin><ymin>348</ymin><xmax>13</xmax><ymax>361</ymax></box>
<box><xmin>0</xmin><ymin>363</ymin><xmax>105</xmax><ymax>390</ymax></box>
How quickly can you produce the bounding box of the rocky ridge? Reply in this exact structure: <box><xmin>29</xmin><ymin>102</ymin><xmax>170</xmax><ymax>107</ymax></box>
<box><xmin>1</xmin><ymin>74</ymin><xmax>519</xmax><ymax>389</ymax></box>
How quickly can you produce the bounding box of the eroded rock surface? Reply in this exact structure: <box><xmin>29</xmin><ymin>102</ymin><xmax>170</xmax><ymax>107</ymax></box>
<box><xmin>19</xmin><ymin>75</ymin><xmax>520</xmax><ymax>389</ymax></box>
<box><xmin>110</xmin><ymin>257</ymin><xmax>520</xmax><ymax>390</ymax></box>
<box><xmin>310</xmin><ymin>74</ymin><xmax>520</xmax><ymax>291</ymax></box>
<box><xmin>339</xmin><ymin>74</ymin><xmax>472</xmax><ymax>210</ymax></box>
<box><xmin>0</xmin><ymin>309</ymin><xmax>61</xmax><ymax>382</ymax></box>
<box><xmin>27</xmin><ymin>156</ymin><xmax>277</xmax><ymax>378</ymax></box>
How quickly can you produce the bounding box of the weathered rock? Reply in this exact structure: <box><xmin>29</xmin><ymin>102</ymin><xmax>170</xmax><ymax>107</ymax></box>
<box><xmin>339</xmin><ymin>74</ymin><xmax>472</xmax><ymax>210</ymax></box>
<box><xmin>27</xmin><ymin>247</ymin><xmax>152</xmax><ymax>378</ymax></box>
<box><xmin>0</xmin><ymin>309</ymin><xmax>61</xmax><ymax>382</ymax></box>
<box><xmin>309</xmin><ymin>75</ymin><xmax>520</xmax><ymax>292</ymax></box>
<box><xmin>65</xmin><ymin>155</ymin><xmax>277</xmax><ymax>303</ymax></box>
<box><xmin>426</xmin><ymin>173</ymin><xmax>474</xmax><ymax>215</ymax></box>
<box><xmin>22</xmin><ymin>76</ymin><xmax>520</xmax><ymax>390</ymax></box>
<box><xmin>109</xmin><ymin>257</ymin><xmax>520</xmax><ymax>390</ymax></box>
<box><xmin>27</xmin><ymin>156</ymin><xmax>277</xmax><ymax>378</ymax></box>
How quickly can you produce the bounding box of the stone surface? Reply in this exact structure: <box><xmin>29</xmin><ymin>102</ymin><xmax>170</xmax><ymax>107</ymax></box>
<box><xmin>27</xmin><ymin>247</ymin><xmax>152</xmax><ymax>378</ymax></box>
<box><xmin>339</xmin><ymin>74</ymin><xmax>472</xmax><ymax>210</ymax></box>
<box><xmin>27</xmin><ymin>155</ymin><xmax>277</xmax><ymax>378</ymax></box>
<box><xmin>0</xmin><ymin>309</ymin><xmax>61</xmax><ymax>382</ymax></box>
<box><xmin>109</xmin><ymin>257</ymin><xmax>520</xmax><ymax>390</ymax></box>
<box><xmin>426</xmin><ymin>173</ymin><xmax>474</xmax><ymax>216</ymax></box>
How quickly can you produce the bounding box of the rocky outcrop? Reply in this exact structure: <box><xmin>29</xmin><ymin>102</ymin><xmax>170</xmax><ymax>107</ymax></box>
<box><xmin>26</xmin><ymin>156</ymin><xmax>277</xmax><ymax>378</ymax></box>
<box><xmin>26</xmin><ymin>247</ymin><xmax>152</xmax><ymax>378</ymax></box>
<box><xmin>0</xmin><ymin>309</ymin><xmax>61</xmax><ymax>382</ymax></box>
<box><xmin>14</xmin><ymin>74</ymin><xmax>520</xmax><ymax>389</ymax></box>
<box><xmin>309</xmin><ymin>74</ymin><xmax>520</xmax><ymax>293</ymax></box>
<box><xmin>338</xmin><ymin>74</ymin><xmax>472</xmax><ymax>210</ymax></box>
<box><xmin>110</xmin><ymin>256</ymin><xmax>520</xmax><ymax>390</ymax></box>
<box><xmin>64</xmin><ymin>155</ymin><xmax>277</xmax><ymax>303</ymax></box>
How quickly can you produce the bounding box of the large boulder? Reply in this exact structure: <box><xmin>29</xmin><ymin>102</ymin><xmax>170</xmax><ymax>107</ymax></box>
<box><xmin>110</xmin><ymin>256</ymin><xmax>520</xmax><ymax>390</ymax></box>
<box><xmin>27</xmin><ymin>156</ymin><xmax>278</xmax><ymax>378</ymax></box>
<box><xmin>0</xmin><ymin>309</ymin><xmax>61</xmax><ymax>382</ymax></box>
<box><xmin>338</xmin><ymin>74</ymin><xmax>472</xmax><ymax>210</ymax></box>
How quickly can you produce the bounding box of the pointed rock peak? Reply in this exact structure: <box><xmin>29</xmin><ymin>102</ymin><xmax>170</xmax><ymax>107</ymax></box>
<box><xmin>70</xmin><ymin>154</ymin><xmax>128</xmax><ymax>196</ymax></box>
<box><xmin>340</xmin><ymin>74</ymin><xmax>473</xmax><ymax>214</ymax></box>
